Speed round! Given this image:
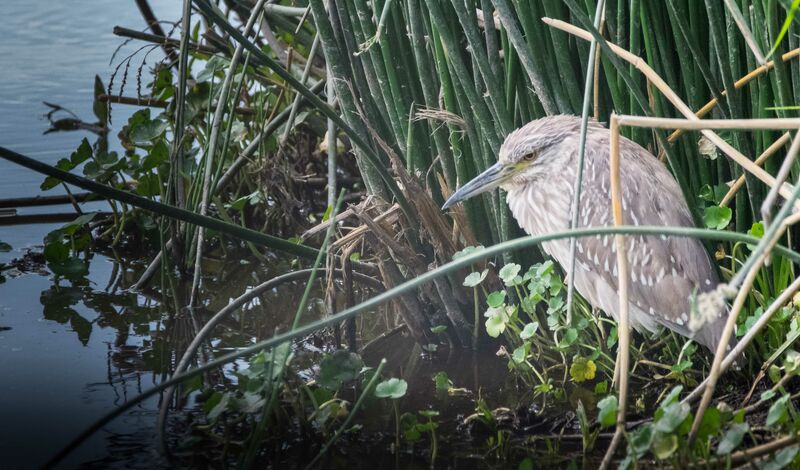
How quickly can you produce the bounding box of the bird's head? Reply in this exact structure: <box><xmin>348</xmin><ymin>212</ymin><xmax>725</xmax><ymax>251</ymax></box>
<box><xmin>442</xmin><ymin>115</ymin><xmax>584</xmax><ymax>209</ymax></box>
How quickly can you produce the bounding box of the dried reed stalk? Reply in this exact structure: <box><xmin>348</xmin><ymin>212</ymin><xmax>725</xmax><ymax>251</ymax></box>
<box><xmin>599</xmin><ymin>114</ymin><xmax>630</xmax><ymax>469</ymax></box>
<box><xmin>721</xmin><ymin>133</ymin><xmax>792</xmax><ymax>207</ymax></box>
<box><xmin>667</xmin><ymin>47</ymin><xmax>800</xmax><ymax>143</ymax></box>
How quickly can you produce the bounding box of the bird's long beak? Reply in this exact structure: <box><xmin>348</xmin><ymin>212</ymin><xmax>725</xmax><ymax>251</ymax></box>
<box><xmin>442</xmin><ymin>162</ymin><xmax>516</xmax><ymax>209</ymax></box>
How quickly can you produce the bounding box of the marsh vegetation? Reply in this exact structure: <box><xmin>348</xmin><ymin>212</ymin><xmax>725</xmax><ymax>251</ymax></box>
<box><xmin>4</xmin><ymin>0</ymin><xmax>800</xmax><ymax>467</ymax></box>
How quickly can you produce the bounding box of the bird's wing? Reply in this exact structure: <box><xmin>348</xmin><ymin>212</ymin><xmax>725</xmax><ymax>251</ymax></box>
<box><xmin>573</xmin><ymin>134</ymin><xmax>724</xmax><ymax>349</ymax></box>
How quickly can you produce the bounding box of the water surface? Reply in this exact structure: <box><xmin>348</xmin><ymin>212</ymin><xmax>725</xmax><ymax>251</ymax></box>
<box><xmin>0</xmin><ymin>1</ymin><xmax>181</xmax><ymax>466</ymax></box>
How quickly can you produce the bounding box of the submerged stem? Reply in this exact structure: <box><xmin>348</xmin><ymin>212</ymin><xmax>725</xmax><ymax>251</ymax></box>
<box><xmin>393</xmin><ymin>400</ymin><xmax>400</xmax><ymax>454</ymax></box>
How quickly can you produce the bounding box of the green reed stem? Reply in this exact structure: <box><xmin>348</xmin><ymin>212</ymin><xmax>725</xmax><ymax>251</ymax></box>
<box><xmin>0</xmin><ymin>146</ymin><xmax>320</xmax><ymax>260</ymax></box>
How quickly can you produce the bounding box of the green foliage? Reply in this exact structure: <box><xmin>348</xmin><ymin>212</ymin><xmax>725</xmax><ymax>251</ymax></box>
<box><xmin>127</xmin><ymin>109</ymin><xmax>168</xmax><ymax>144</ymax></box>
<box><xmin>42</xmin><ymin>213</ymin><xmax>96</xmax><ymax>279</ymax></box>
<box><xmin>469</xmin><ymin>260</ymin><xmax>608</xmax><ymax>400</ymax></box>
<box><xmin>400</xmin><ymin>412</ymin><xmax>422</xmax><ymax>442</ymax></box>
<box><xmin>430</xmin><ymin>325</ymin><xmax>447</xmax><ymax>334</ymax></box>
<box><xmin>703</xmin><ymin>206</ymin><xmax>733</xmax><ymax>230</ymax></box>
<box><xmin>597</xmin><ymin>395</ymin><xmax>618</xmax><ymax>428</ymax></box>
<box><xmin>651</xmin><ymin>432</ymin><xmax>678</xmax><ymax>460</ymax></box>
<box><xmin>784</xmin><ymin>350</ymin><xmax>800</xmax><ymax>376</ymax></box>
<box><xmin>201</xmin><ymin>343</ymin><xmax>292</xmax><ymax>423</ymax></box>
<box><xmin>498</xmin><ymin>263</ymin><xmax>522</xmax><ymax>285</ymax></box>
<box><xmin>628</xmin><ymin>424</ymin><xmax>655</xmax><ymax>459</ymax></box>
<box><xmin>766</xmin><ymin>394</ymin><xmax>791</xmax><ymax>429</ymax></box>
<box><xmin>432</xmin><ymin>372</ymin><xmax>452</xmax><ymax>393</ymax></box>
<box><xmin>653</xmin><ymin>402</ymin><xmax>690</xmax><ymax>434</ymax></box>
<box><xmin>512</xmin><ymin>343</ymin><xmax>530</xmax><ymax>364</ymax></box>
<box><xmin>717</xmin><ymin>422</ymin><xmax>749</xmax><ymax>455</ymax></box>
<box><xmin>463</xmin><ymin>269</ymin><xmax>488</xmax><ymax>287</ymax></box>
<box><xmin>400</xmin><ymin>409</ymin><xmax>440</xmax><ymax>464</ymax></box>
<box><xmin>569</xmin><ymin>356</ymin><xmax>597</xmax><ymax>382</ymax></box>
<box><xmin>761</xmin><ymin>446</ymin><xmax>800</xmax><ymax>470</ymax></box>
<box><xmin>695</xmin><ymin>407</ymin><xmax>722</xmax><ymax>443</ymax></box>
<box><xmin>453</xmin><ymin>245</ymin><xmax>485</xmax><ymax>260</ymax></box>
<box><xmin>40</xmin><ymin>138</ymin><xmax>92</xmax><ymax>190</ymax></box>
<box><xmin>375</xmin><ymin>378</ymin><xmax>408</xmax><ymax>399</ymax></box>
<box><xmin>226</xmin><ymin>191</ymin><xmax>265</xmax><ymax>212</ymax></box>
<box><xmin>519</xmin><ymin>322</ymin><xmax>539</xmax><ymax>340</ymax></box>
<box><xmin>767</xmin><ymin>0</ymin><xmax>800</xmax><ymax>58</ymax></box>
<box><xmin>317</xmin><ymin>350</ymin><xmax>364</xmax><ymax>391</ymax></box>
<box><xmin>203</xmin><ymin>391</ymin><xmax>231</xmax><ymax>421</ymax></box>
<box><xmin>401</xmin><ymin>410</ymin><xmax>439</xmax><ymax>439</ymax></box>
<box><xmin>484</xmin><ymin>306</ymin><xmax>512</xmax><ymax>338</ymax></box>
<box><xmin>92</xmin><ymin>75</ymin><xmax>108</xmax><ymax>126</ymax></box>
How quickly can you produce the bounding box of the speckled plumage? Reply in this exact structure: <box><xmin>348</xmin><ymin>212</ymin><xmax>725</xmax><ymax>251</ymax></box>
<box><xmin>499</xmin><ymin>115</ymin><xmax>726</xmax><ymax>351</ymax></box>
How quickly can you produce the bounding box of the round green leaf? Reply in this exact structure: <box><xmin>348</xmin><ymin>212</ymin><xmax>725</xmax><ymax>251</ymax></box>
<box><xmin>763</xmin><ymin>446</ymin><xmax>800</xmax><ymax>470</ymax></box>
<box><xmin>512</xmin><ymin>342</ymin><xmax>531</xmax><ymax>363</ymax></box>
<box><xmin>717</xmin><ymin>422</ymin><xmax>749</xmax><ymax>455</ymax></box>
<box><xmin>557</xmin><ymin>328</ymin><xmax>579</xmax><ymax>349</ymax></box>
<box><xmin>486</xmin><ymin>290</ymin><xmax>506</xmax><ymax>308</ymax></box>
<box><xmin>400</xmin><ymin>412</ymin><xmax>421</xmax><ymax>442</ymax></box>
<box><xmin>748</xmin><ymin>221</ymin><xmax>764</xmax><ymax>238</ymax></box>
<box><xmin>766</xmin><ymin>394</ymin><xmax>790</xmax><ymax>428</ymax></box>
<box><xmin>784</xmin><ymin>350</ymin><xmax>800</xmax><ymax>376</ymax></box>
<box><xmin>463</xmin><ymin>269</ymin><xmax>488</xmax><ymax>287</ymax></box>
<box><xmin>703</xmin><ymin>205</ymin><xmax>732</xmax><ymax>230</ymax></box>
<box><xmin>452</xmin><ymin>245</ymin><xmax>485</xmax><ymax>260</ymax></box>
<box><xmin>654</xmin><ymin>402</ymin><xmax>690</xmax><ymax>433</ymax></box>
<box><xmin>498</xmin><ymin>263</ymin><xmax>521</xmax><ymax>285</ymax></box>
<box><xmin>484</xmin><ymin>306</ymin><xmax>509</xmax><ymax>338</ymax></box>
<box><xmin>659</xmin><ymin>385</ymin><xmax>684</xmax><ymax>408</ymax></box>
<box><xmin>520</xmin><ymin>322</ymin><xmax>539</xmax><ymax>340</ymax></box>
<box><xmin>597</xmin><ymin>395</ymin><xmax>618</xmax><ymax>428</ymax></box>
<box><xmin>518</xmin><ymin>458</ymin><xmax>534</xmax><ymax>470</ymax></box>
<box><xmin>695</xmin><ymin>407</ymin><xmax>721</xmax><ymax>442</ymax></box>
<box><xmin>375</xmin><ymin>378</ymin><xmax>408</xmax><ymax>399</ymax></box>
<box><xmin>652</xmin><ymin>432</ymin><xmax>678</xmax><ymax>460</ymax></box>
<box><xmin>630</xmin><ymin>424</ymin><xmax>655</xmax><ymax>458</ymax></box>
<box><xmin>569</xmin><ymin>356</ymin><xmax>597</xmax><ymax>383</ymax></box>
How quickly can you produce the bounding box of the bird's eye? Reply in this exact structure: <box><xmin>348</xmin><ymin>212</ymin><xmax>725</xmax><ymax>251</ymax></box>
<box><xmin>523</xmin><ymin>152</ymin><xmax>536</xmax><ymax>161</ymax></box>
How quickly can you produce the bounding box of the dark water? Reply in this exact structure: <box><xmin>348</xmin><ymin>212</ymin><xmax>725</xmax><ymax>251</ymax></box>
<box><xmin>0</xmin><ymin>1</ymin><xmax>181</xmax><ymax>467</ymax></box>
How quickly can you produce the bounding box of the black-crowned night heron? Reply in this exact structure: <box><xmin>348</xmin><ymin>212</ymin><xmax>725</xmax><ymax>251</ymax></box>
<box><xmin>443</xmin><ymin>115</ymin><xmax>727</xmax><ymax>351</ymax></box>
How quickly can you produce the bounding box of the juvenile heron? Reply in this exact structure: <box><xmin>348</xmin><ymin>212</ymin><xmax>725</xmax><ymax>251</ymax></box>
<box><xmin>443</xmin><ymin>115</ymin><xmax>727</xmax><ymax>351</ymax></box>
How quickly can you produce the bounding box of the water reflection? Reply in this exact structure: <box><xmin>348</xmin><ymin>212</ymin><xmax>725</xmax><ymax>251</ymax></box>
<box><xmin>0</xmin><ymin>235</ymin><xmax>320</xmax><ymax>467</ymax></box>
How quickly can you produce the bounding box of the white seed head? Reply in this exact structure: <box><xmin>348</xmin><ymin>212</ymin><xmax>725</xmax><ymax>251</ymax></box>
<box><xmin>689</xmin><ymin>283</ymin><xmax>736</xmax><ymax>332</ymax></box>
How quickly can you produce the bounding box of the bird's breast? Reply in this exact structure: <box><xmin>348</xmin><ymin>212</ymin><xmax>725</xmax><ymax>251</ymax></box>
<box><xmin>506</xmin><ymin>181</ymin><xmax>573</xmax><ymax>261</ymax></box>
